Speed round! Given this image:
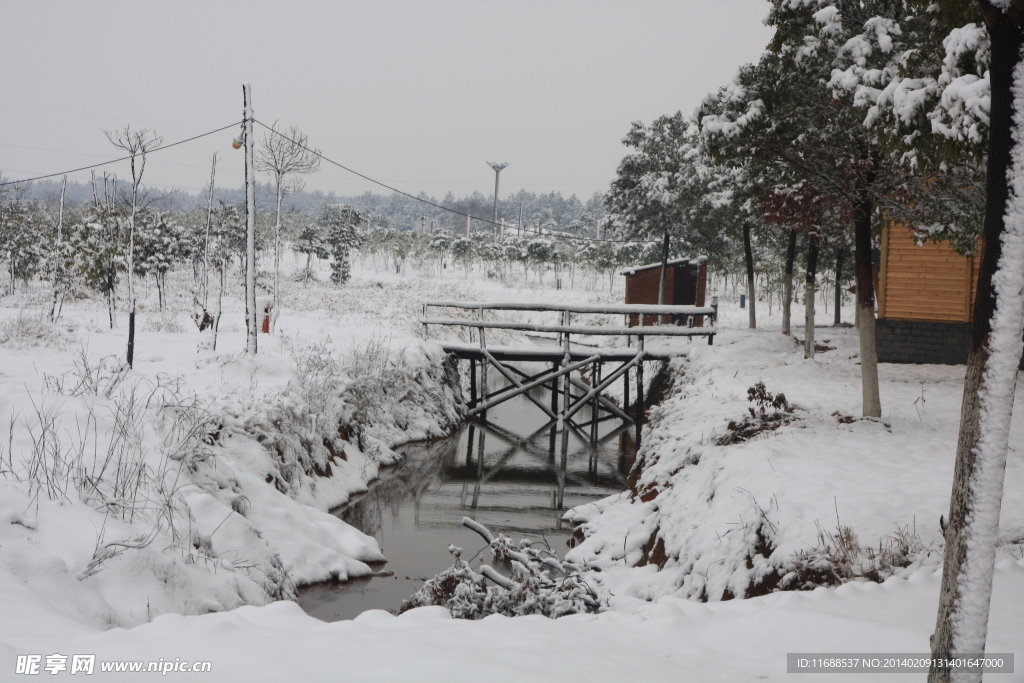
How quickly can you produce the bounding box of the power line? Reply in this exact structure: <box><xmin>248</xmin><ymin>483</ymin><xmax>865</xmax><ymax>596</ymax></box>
<box><xmin>253</xmin><ymin>119</ymin><xmax>654</xmax><ymax>244</ymax></box>
<box><xmin>1</xmin><ymin>115</ymin><xmax>650</xmax><ymax>244</ymax></box>
<box><xmin>0</xmin><ymin>122</ymin><xmax>242</xmax><ymax>187</ymax></box>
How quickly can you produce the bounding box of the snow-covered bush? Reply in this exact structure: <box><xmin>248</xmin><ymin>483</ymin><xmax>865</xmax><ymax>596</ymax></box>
<box><xmin>783</xmin><ymin>522</ymin><xmax>937</xmax><ymax>590</ymax></box>
<box><xmin>400</xmin><ymin>518</ymin><xmax>602</xmax><ymax>619</ymax></box>
<box><xmin>143</xmin><ymin>309</ymin><xmax>186</xmax><ymax>333</ymax></box>
<box><xmin>0</xmin><ymin>312</ymin><xmax>73</xmax><ymax>349</ymax></box>
<box><xmin>715</xmin><ymin>381</ymin><xmax>797</xmax><ymax>446</ymax></box>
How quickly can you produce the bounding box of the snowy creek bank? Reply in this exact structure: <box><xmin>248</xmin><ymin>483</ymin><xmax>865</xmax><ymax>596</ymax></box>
<box><xmin>564</xmin><ymin>327</ymin><xmax>1024</xmax><ymax>604</ymax></box>
<box><xmin>0</xmin><ymin>318</ymin><xmax>463</xmax><ymax>631</ymax></box>
<box><xmin>297</xmin><ymin>373</ymin><xmax>635</xmax><ymax>621</ymax></box>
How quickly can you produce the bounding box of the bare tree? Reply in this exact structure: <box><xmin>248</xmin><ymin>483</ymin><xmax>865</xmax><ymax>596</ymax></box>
<box><xmin>255</xmin><ymin>121</ymin><xmax>320</xmax><ymax>331</ymax></box>
<box><xmin>202</xmin><ymin>152</ymin><xmax>217</xmax><ymax>309</ymax></box>
<box><xmin>105</xmin><ymin>126</ymin><xmax>162</xmax><ymax>368</ymax></box>
<box><xmin>48</xmin><ymin>175</ymin><xmax>67</xmax><ymax>322</ymax></box>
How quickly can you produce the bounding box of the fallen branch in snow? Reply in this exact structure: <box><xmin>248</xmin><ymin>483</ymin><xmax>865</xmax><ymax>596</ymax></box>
<box><xmin>399</xmin><ymin>517</ymin><xmax>602</xmax><ymax>619</ymax></box>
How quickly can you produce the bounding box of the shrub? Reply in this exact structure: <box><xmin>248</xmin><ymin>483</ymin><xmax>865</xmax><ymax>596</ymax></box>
<box><xmin>400</xmin><ymin>518</ymin><xmax>602</xmax><ymax>619</ymax></box>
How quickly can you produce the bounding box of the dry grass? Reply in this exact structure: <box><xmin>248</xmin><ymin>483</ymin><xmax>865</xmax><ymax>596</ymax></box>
<box><xmin>0</xmin><ymin>312</ymin><xmax>73</xmax><ymax>349</ymax></box>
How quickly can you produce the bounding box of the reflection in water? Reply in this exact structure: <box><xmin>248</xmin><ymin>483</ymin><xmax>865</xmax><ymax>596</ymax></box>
<box><xmin>297</xmin><ymin>376</ymin><xmax>634</xmax><ymax>622</ymax></box>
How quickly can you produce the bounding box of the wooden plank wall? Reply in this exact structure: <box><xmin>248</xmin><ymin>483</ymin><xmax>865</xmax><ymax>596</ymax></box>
<box><xmin>624</xmin><ymin>263</ymin><xmax>708</xmax><ymax>327</ymax></box>
<box><xmin>625</xmin><ymin>268</ymin><xmax>676</xmax><ymax>326</ymax></box>
<box><xmin>879</xmin><ymin>223</ymin><xmax>981</xmax><ymax>323</ymax></box>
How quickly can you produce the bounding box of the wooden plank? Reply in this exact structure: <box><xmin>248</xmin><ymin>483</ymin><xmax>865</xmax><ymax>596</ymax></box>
<box><xmin>886</xmin><ymin>299</ymin><xmax>968</xmax><ymax>308</ymax></box>
<box><xmin>423</xmin><ymin>318</ymin><xmax>717</xmax><ymax>337</ymax></box>
<box><xmin>423</xmin><ymin>300</ymin><xmax>715</xmax><ymax>316</ymax></box>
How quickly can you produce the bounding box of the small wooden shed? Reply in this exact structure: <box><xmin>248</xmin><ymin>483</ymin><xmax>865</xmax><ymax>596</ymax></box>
<box><xmin>620</xmin><ymin>256</ymin><xmax>708</xmax><ymax>326</ymax></box>
<box><xmin>876</xmin><ymin>223</ymin><xmax>981</xmax><ymax>365</ymax></box>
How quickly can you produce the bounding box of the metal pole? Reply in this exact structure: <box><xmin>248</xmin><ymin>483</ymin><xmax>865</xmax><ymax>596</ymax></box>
<box><xmin>243</xmin><ymin>83</ymin><xmax>258</xmax><ymax>356</ymax></box>
<box><xmin>657</xmin><ymin>232</ymin><xmax>670</xmax><ymax>325</ymax></box>
<box><xmin>519</xmin><ymin>201</ymin><xmax>524</xmax><ymax>237</ymax></box>
<box><xmin>487</xmin><ymin>162</ymin><xmax>509</xmax><ymax>228</ymax></box>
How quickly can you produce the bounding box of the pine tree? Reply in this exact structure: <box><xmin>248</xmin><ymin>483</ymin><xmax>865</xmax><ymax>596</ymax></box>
<box><xmin>319</xmin><ymin>205</ymin><xmax>363</xmax><ymax>285</ymax></box>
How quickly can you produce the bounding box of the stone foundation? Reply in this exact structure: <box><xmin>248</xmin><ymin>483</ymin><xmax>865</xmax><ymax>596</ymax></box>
<box><xmin>875</xmin><ymin>319</ymin><xmax>972</xmax><ymax>366</ymax></box>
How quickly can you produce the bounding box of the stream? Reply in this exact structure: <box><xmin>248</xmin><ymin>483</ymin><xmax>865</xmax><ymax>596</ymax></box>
<box><xmin>297</xmin><ymin>374</ymin><xmax>634</xmax><ymax>621</ymax></box>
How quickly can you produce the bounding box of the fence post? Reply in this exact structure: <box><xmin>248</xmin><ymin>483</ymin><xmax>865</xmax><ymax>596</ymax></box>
<box><xmin>710</xmin><ymin>296</ymin><xmax>719</xmax><ymax>345</ymax></box>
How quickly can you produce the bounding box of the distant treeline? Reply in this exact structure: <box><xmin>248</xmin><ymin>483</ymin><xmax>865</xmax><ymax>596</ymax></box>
<box><xmin>20</xmin><ymin>178</ymin><xmax>607</xmax><ymax>235</ymax></box>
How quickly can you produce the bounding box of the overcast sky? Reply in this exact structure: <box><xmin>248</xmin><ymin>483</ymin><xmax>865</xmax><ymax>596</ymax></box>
<box><xmin>1</xmin><ymin>1</ymin><xmax>773</xmax><ymax>200</ymax></box>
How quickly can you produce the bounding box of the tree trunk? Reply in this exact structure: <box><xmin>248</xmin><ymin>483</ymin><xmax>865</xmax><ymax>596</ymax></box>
<box><xmin>782</xmin><ymin>227</ymin><xmax>797</xmax><ymax>335</ymax></box>
<box><xmin>834</xmin><ymin>246</ymin><xmax>844</xmax><ymax>326</ymax></box>
<box><xmin>243</xmin><ymin>83</ymin><xmax>258</xmax><ymax>357</ymax></box>
<box><xmin>929</xmin><ymin>9</ymin><xmax>1024</xmax><ymax>681</ymax></box>
<box><xmin>126</xmin><ymin>149</ymin><xmax>142</xmax><ymax>369</ymax></box>
<box><xmin>107</xmin><ymin>269</ymin><xmax>117</xmax><ymax>329</ymax></box>
<box><xmin>272</xmin><ymin>177</ymin><xmax>283</xmax><ymax>334</ymax></box>
<box><xmin>156</xmin><ymin>272</ymin><xmax>165</xmax><ymax>311</ymax></box>
<box><xmin>49</xmin><ymin>175</ymin><xmax>67</xmax><ymax>322</ymax></box>
<box><xmin>854</xmin><ymin>146</ymin><xmax>881</xmax><ymax>418</ymax></box>
<box><xmin>657</xmin><ymin>232</ymin><xmax>670</xmax><ymax>324</ymax></box>
<box><xmin>743</xmin><ymin>222</ymin><xmax>756</xmax><ymax>329</ymax></box>
<box><xmin>212</xmin><ymin>262</ymin><xmax>224</xmax><ymax>351</ymax></box>
<box><xmin>804</xmin><ymin>232</ymin><xmax>819</xmax><ymax>359</ymax></box>
<box><xmin>203</xmin><ymin>153</ymin><xmax>217</xmax><ymax>308</ymax></box>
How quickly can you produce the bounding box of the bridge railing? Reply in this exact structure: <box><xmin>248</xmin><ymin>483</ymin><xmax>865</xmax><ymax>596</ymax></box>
<box><xmin>421</xmin><ymin>298</ymin><xmax>718</xmax><ymax>345</ymax></box>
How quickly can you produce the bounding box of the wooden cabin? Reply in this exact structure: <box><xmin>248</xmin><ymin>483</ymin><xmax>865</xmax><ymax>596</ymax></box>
<box><xmin>876</xmin><ymin>223</ymin><xmax>981</xmax><ymax>365</ymax></box>
<box><xmin>620</xmin><ymin>257</ymin><xmax>708</xmax><ymax>326</ymax></box>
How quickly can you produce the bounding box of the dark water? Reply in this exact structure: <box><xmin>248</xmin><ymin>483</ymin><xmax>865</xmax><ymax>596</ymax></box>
<box><xmin>296</xmin><ymin>377</ymin><xmax>634</xmax><ymax>621</ymax></box>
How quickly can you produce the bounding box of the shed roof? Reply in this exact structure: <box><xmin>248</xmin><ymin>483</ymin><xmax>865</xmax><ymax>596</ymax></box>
<box><xmin>619</xmin><ymin>256</ymin><xmax>707</xmax><ymax>276</ymax></box>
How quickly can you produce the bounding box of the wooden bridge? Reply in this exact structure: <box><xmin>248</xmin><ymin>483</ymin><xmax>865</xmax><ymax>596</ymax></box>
<box><xmin>420</xmin><ymin>300</ymin><xmax>718</xmax><ymax>447</ymax></box>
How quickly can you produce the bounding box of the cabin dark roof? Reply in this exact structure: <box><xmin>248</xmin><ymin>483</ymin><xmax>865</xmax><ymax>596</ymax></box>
<box><xmin>619</xmin><ymin>256</ymin><xmax>707</xmax><ymax>276</ymax></box>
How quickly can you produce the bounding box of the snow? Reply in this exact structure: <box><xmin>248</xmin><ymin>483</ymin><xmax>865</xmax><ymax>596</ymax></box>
<box><xmin>2</xmin><ymin>253</ymin><xmax>1024</xmax><ymax>680</ymax></box>
<box><xmin>1</xmin><ymin>561</ymin><xmax>1022</xmax><ymax>681</ymax></box>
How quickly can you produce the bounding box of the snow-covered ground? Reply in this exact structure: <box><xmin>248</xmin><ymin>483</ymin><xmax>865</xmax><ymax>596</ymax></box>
<box><xmin>1</xmin><ymin>258</ymin><xmax>1022</xmax><ymax>681</ymax></box>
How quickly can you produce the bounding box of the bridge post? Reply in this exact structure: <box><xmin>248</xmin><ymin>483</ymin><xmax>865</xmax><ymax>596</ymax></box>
<box><xmin>709</xmin><ymin>296</ymin><xmax>719</xmax><ymax>345</ymax></box>
<box><xmin>558</xmin><ymin>311</ymin><xmax>571</xmax><ymax>433</ymax></box>
<box><xmin>624</xmin><ymin>364</ymin><xmax>630</xmax><ymax>414</ymax></box>
<box><xmin>549</xmin><ymin>362</ymin><xmax>559</xmax><ymax>414</ymax></box>
<box><xmin>479</xmin><ymin>327</ymin><xmax>488</xmax><ymax>419</ymax></box>
<box><xmin>590</xmin><ymin>361</ymin><xmax>601</xmax><ymax>443</ymax></box>
<box><xmin>469</xmin><ymin>358</ymin><xmax>478</xmax><ymax>407</ymax></box>
<box><xmin>635</xmin><ymin>335</ymin><xmax>645</xmax><ymax>449</ymax></box>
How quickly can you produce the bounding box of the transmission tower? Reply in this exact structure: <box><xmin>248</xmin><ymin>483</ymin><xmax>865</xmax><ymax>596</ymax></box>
<box><xmin>486</xmin><ymin>161</ymin><xmax>509</xmax><ymax>227</ymax></box>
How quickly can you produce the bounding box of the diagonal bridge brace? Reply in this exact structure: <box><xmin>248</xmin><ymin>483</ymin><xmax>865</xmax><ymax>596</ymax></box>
<box><xmin>504</xmin><ymin>363</ymin><xmax>634</xmax><ymax>424</ymax></box>
<box><xmin>561</xmin><ymin>352</ymin><xmax>644</xmax><ymax>423</ymax></box>
<box><xmin>467</xmin><ymin>353</ymin><xmax>605</xmax><ymax>417</ymax></box>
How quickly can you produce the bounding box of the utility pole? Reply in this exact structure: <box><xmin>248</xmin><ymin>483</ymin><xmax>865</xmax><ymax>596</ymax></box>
<box><xmin>518</xmin><ymin>200</ymin><xmax>524</xmax><ymax>237</ymax></box>
<box><xmin>243</xmin><ymin>83</ymin><xmax>258</xmax><ymax>356</ymax></box>
<box><xmin>487</xmin><ymin>161</ymin><xmax>509</xmax><ymax>230</ymax></box>
<box><xmin>465</xmin><ymin>214</ymin><xmax>470</xmax><ymax>237</ymax></box>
